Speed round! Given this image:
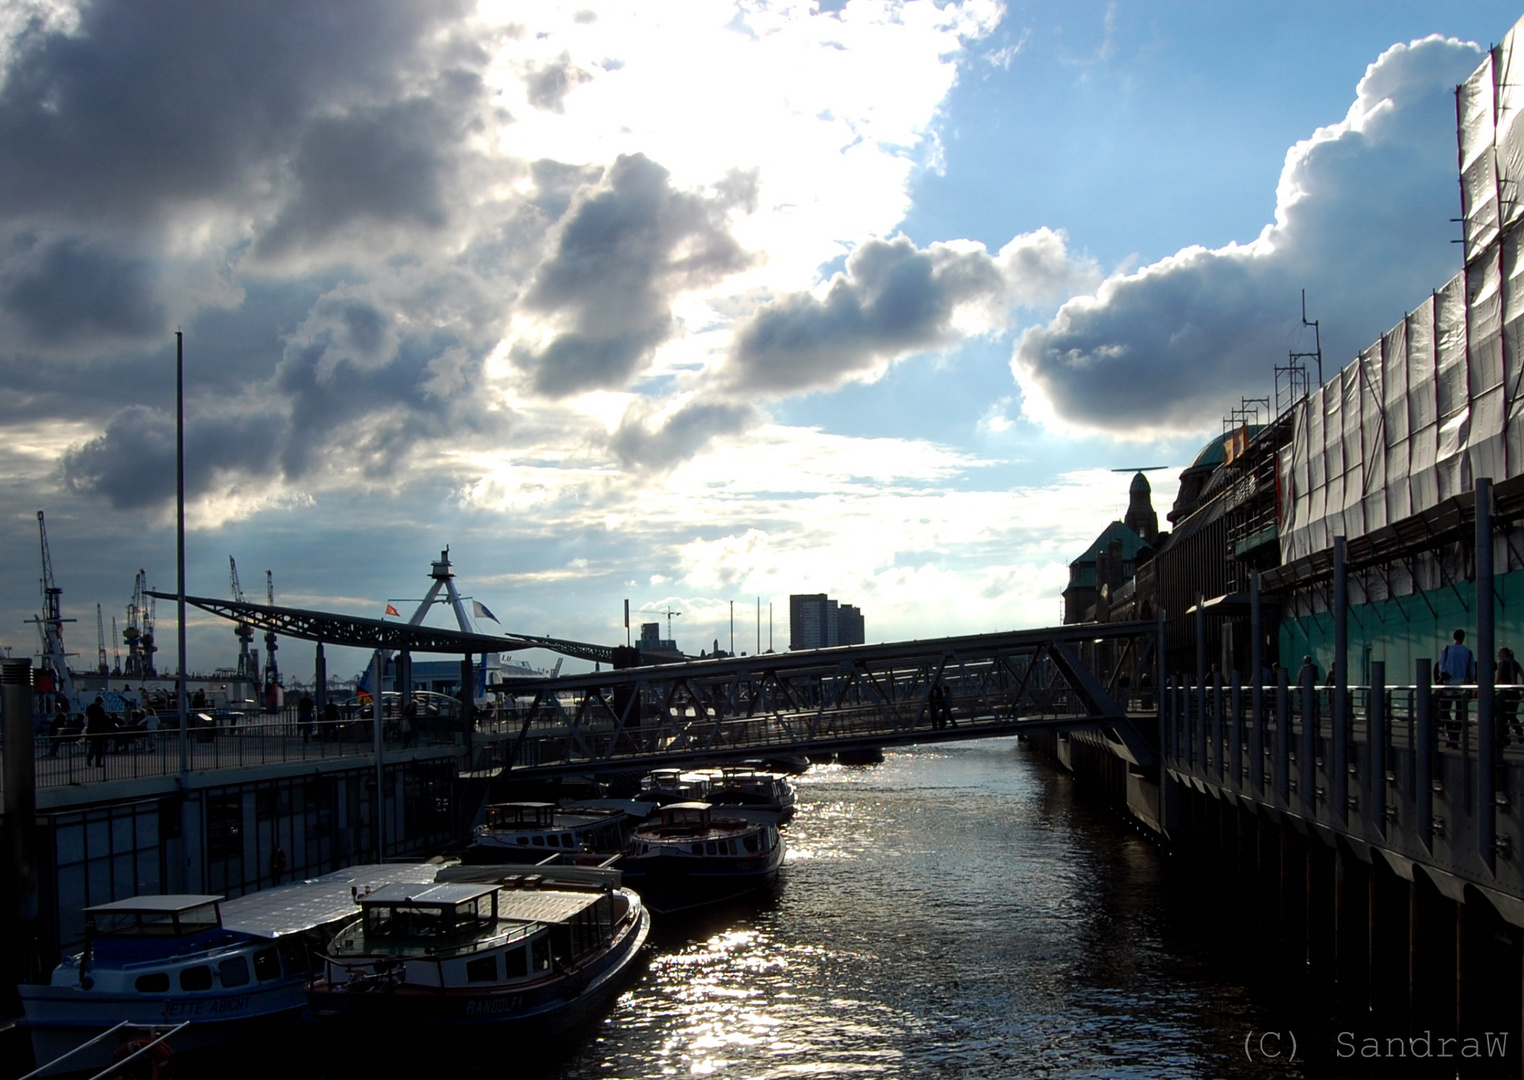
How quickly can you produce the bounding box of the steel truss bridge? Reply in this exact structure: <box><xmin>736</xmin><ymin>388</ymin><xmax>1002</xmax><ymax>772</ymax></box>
<box><xmin>486</xmin><ymin>621</ymin><xmax>1160</xmax><ymax>778</ymax></box>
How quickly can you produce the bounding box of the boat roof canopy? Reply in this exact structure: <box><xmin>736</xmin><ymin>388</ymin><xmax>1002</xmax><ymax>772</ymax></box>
<box><xmin>83</xmin><ymin>895</ymin><xmax>222</xmax><ymax>914</ymax></box>
<box><xmin>361</xmin><ymin>882</ymin><xmax>499</xmax><ymax>907</ymax></box>
<box><xmin>220</xmin><ymin>863</ymin><xmax>440</xmax><ymax>939</ymax></box>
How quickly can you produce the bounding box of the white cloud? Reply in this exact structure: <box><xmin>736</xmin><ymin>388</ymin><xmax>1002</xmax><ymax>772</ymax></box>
<box><xmin>1013</xmin><ymin>34</ymin><xmax>1484</xmax><ymax>436</ymax></box>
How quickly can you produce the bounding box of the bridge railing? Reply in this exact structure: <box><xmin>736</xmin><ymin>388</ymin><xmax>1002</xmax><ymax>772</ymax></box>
<box><xmin>24</xmin><ymin>717</ymin><xmax>463</xmax><ymax>790</ymax></box>
<box><xmin>1162</xmin><ymin>667</ymin><xmax>1524</xmax><ymax>897</ymax></box>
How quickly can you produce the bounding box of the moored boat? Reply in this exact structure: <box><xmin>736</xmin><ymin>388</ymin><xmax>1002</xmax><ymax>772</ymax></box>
<box><xmin>19</xmin><ymin>863</ymin><xmax>439</xmax><ymax>1074</ymax></box>
<box><xmin>620</xmin><ymin>801</ymin><xmax>784</xmax><ymax>915</ymax></box>
<box><xmin>706</xmin><ymin>766</ymin><xmax>797</xmax><ymax>824</ymax></box>
<box><xmin>304</xmin><ymin>865</ymin><xmax>649</xmax><ymax>1041</ymax></box>
<box><xmin>464</xmin><ymin>801</ymin><xmax>631</xmax><ymax>863</ymax></box>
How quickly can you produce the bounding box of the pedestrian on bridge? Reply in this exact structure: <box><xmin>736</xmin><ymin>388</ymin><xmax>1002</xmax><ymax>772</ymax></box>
<box><xmin>1436</xmin><ymin>629</ymin><xmax>1476</xmax><ymax>747</ymax></box>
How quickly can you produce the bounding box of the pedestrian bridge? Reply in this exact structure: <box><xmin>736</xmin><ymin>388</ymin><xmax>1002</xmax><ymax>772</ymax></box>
<box><xmin>480</xmin><ymin>620</ymin><xmax>1161</xmax><ymax>778</ymax></box>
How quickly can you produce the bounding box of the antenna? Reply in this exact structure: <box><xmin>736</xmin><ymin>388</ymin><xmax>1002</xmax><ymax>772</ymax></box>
<box><xmin>1290</xmin><ymin>289</ymin><xmax>1323</xmax><ymax>385</ymax></box>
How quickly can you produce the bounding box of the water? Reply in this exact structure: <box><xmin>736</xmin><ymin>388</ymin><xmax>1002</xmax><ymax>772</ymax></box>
<box><xmin>528</xmin><ymin>737</ymin><xmax>1299</xmax><ymax>1080</ymax></box>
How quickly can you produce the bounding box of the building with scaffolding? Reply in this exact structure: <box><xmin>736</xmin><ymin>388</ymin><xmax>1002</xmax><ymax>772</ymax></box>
<box><xmin>1092</xmin><ymin>24</ymin><xmax>1524</xmax><ymax>686</ymax></box>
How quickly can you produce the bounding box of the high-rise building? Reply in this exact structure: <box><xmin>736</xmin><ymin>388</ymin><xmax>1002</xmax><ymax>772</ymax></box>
<box><xmin>838</xmin><ymin>604</ymin><xmax>864</xmax><ymax>645</ymax></box>
<box><xmin>790</xmin><ymin>594</ymin><xmax>864</xmax><ymax>649</ymax></box>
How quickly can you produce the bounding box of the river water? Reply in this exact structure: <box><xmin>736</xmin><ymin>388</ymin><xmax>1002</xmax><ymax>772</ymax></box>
<box><xmin>519</xmin><ymin>736</ymin><xmax>1304</xmax><ymax>1080</ymax></box>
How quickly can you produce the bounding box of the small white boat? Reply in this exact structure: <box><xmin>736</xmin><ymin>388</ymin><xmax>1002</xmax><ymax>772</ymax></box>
<box><xmin>464</xmin><ymin>801</ymin><xmax>630</xmax><ymax>863</ymax></box>
<box><xmin>19</xmin><ymin>863</ymin><xmax>439</xmax><ymax>1074</ymax></box>
<box><xmin>305</xmin><ymin>865</ymin><xmax>649</xmax><ymax>1040</ymax></box>
<box><xmin>621</xmin><ymin>802</ymin><xmax>784</xmax><ymax>915</ymax></box>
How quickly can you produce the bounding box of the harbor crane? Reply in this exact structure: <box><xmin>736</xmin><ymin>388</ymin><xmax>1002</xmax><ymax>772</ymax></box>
<box><xmin>95</xmin><ymin>604</ymin><xmax>108</xmax><ymax>675</ymax></box>
<box><xmin>29</xmin><ymin>510</ymin><xmax>76</xmax><ymax>710</ymax></box>
<box><xmin>110</xmin><ymin>615</ymin><xmax>121</xmax><ymax>675</ymax></box>
<box><xmin>123</xmin><ymin>570</ymin><xmax>157</xmax><ymax>679</ymax></box>
<box><xmin>229</xmin><ymin>558</ymin><xmax>258</xmax><ymax>684</ymax></box>
<box><xmin>263</xmin><ymin>570</ymin><xmax>280</xmax><ymax>688</ymax></box>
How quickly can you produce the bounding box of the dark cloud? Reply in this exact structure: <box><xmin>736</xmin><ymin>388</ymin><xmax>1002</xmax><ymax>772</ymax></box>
<box><xmin>1013</xmin><ymin>36</ymin><xmax>1481</xmax><ymax>434</ymax></box>
<box><xmin>61</xmin><ymin>404</ymin><xmax>282</xmax><ymax>509</ymax></box>
<box><xmin>524</xmin><ymin>52</ymin><xmax>591</xmax><ymax>112</ymax></box>
<box><xmin>725</xmin><ymin>235</ymin><xmax>1008</xmax><ymax>395</ymax></box>
<box><xmin>254</xmin><ymin>96</ymin><xmax>463</xmax><ymax>258</ymax></box>
<box><xmin>512</xmin><ymin>153</ymin><xmax>755</xmax><ymax>397</ymax></box>
<box><xmin>1</xmin><ymin>235</ymin><xmax>164</xmax><ymax>343</ymax></box>
<box><xmin>0</xmin><ymin>0</ymin><xmax>470</xmax><ymax>227</ymax></box>
<box><xmin>608</xmin><ymin>399</ymin><xmax>762</xmax><ymax>471</ymax></box>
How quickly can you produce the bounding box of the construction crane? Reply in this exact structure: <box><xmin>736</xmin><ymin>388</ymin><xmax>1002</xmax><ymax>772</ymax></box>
<box><xmin>123</xmin><ymin>570</ymin><xmax>157</xmax><ymax>679</ymax></box>
<box><xmin>29</xmin><ymin>511</ymin><xmax>76</xmax><ymax>710</ymax></box>
<box><xmin>263</xmin><ymin>569</ymin><xmax>280</xmax><ymax>689</ymax></box>
<box><xmin>639</xmin><ymin>605</ymin><xmax>682</xmax><ymax>644</ymax></box>
<box><xmin>96</xmin><ymin>603</ymin><xmax>109</xmax><ymax>675</ymax></box>
<box><xmin>229</xmin><ymin>557</ymin><xmax>258</xmax><ymax>684</ymax></box>
<box><xmin>110</xmin><ymin>616</ymin><xmax>121</xmax><ymax>675</ymax></box>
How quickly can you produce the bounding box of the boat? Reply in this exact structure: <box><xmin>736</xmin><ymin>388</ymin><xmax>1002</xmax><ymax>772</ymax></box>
<box><xmin>706</xmin><ymin>766</ymin><xmax>798</xmax><ymax>824</ymax></box>
<box><xmin>304</xmin><ymin>865</ymin><xmax>649</xmax><ymax>1040</ymax></box>
<box><xmin>19</xmin><ymin>863</ymin><xmax>440</xmax><ymax>1074</ymax></box>
<box><xmin>637</xmin><ymin>767</ymin><xmax>716</xmax><ymax>804</ymax></box>
<box><xmin>620</xmin><ymin>802</ymin><xmax>784</xmax><ymax>915</ymax></box>
<box><xmin>464</xmin><ymin>801</ymin><xmax>632</xmax><ymax>863</ymax></box>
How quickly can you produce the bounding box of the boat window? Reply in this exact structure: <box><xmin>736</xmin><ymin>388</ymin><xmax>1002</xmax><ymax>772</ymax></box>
<box><xmin>516</xmin><ymin>837</ymin><xmax>529</xmax><ymax>845</ymax></box>
<box><xmin>706</xmin><ymin>842</ymin><xmax>718</xmax><ymax>855</ymax></box>
<box><xmin>253</xmin><ymin>948</ymin><xmax>280</xmax><ymax>982</ymax></box>
<box><xmin>744</xmin><ymin>834</ymin><xmax>759</xmax><ymax>853</ymax></box>
<box><xmin>690</xmin><ymin>843</ymin><xmax>703</xmax><ymax>855</ymax></box>
<box><xmin>531</xmin><ymin>935</ymin><xmax>550</xmax><ymax>973</ymax></box>
<box><xmin>532</xmin><ymin>836</ymin><xmax>545</xmax><ymax>846</ymax></box>
<box><xmin>561</xmin><ymin>834</ymin><xmax>575</xmax><ymax>848</ymax></box>
<box><xmin>546</xmin><ymin>835</ymin><xmax>560</xmax><ymax>848</ymax></box>
<box><xmin>219</xmin><ymin>956</ymin><xmax>250</xmax><ymax>987</ymax></box>
<box><xmin>367</xmin><ymin>904</ymin><xmax>447</xmax><ymax>940</ymax></box>
<box><xmin>465</xmin><ymin>955</ymin><xmax>498</xmax><ymax>983</ymax></box>
<box><xmin>503</xmin><ymin>945</ymin><xmax>527</xmax><ymax>979</ymax></box>
<box><xmin>278</xmin><ymin>939</ymin><xmax>311</xmax><ymax>976</ymax></box>
<box><xmin>179</xmin><ymin>965</ymin><xmax>212</xmax><ymax>991</ymax></box>
<box><xmin>135</xmin><ymin>972</ymin><xmax>170</xmax><ymax>993</ymax></box>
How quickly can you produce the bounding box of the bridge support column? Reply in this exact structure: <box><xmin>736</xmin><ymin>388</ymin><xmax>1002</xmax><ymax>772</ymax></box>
<box><xmin>1334</xmin><ymin>842</ymin><xmax>1369</xmax><ymax>1010</ymax></box>
<box><xmin>1280</xmin><ymin>827</ymin><xmax>1309</xmax><ymax>987</ymax></box>
<box><xmin>1412</xmin><ymin>871</ymin><xmax>1458</xmax><ymax>1038</ymax></box>
<box><xmin>1307</xmin><ymin>835</ymin><xmax>1337</xmax><ymax>997</ymax></box>
<box><xmin>1459</xmin><ymin>889</ymin><xmax>1523</xmax><ymax>1073</ymax></box>
<box><xmin>1368</xmin><ymin>853</ymin><xmax>1412</xmax><ymax>1023</ymax></box>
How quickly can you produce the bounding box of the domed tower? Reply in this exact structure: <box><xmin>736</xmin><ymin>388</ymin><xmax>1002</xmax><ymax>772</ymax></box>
<box><xmin>1124</xmin><ymin>471</ymin><xmax>1159</xmax><ymax>545</ymax></box>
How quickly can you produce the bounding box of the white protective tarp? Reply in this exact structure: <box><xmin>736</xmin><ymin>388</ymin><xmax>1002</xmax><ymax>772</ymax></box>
<box><xmin>1498</xmin><ymin>34</ymin><xmax>1524</xmax><ymax>232</ymax></box>
<box><xmin>1461</xmin><ymin>58</ymin><xmax>1500</xmax><ymax>264</ymax></box>
<box><xmin>1277</xmin><ymin>23</ymin><xmax>1524</xmax><ymax>562</ymax></box>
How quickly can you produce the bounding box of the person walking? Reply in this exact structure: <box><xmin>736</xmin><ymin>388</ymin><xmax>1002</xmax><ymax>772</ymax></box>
<box><xmin>84</xmin><ymin>696</ymin><xmax>112</xmax><ymax>769</ymax></box>
<box><xmin>1498</xmin><ymin>646</ymin><xmax>1524</xmax><ymax>744</ymax></box>
<box><xmin>297</xmin><ymin>691</ymin><xmax>315</xmax><ymax>743</ymax></box>
<box><xmin>1437</xmin><ymin>629</ymin><xmax>1477</xmax><ymax>746</ymax></box>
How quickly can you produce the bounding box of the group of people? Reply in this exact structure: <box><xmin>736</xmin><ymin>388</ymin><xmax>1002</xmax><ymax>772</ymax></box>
<box><xmin>1431</xmin><ymin>628</ymin><xmax>1524</xmax><ymax>745</ymax></box>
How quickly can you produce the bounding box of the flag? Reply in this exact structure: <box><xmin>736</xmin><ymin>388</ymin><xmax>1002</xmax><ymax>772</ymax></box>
<box><xmin>472</xmin><ymin>599</ymin><xmax>499</xmax><ymax>623</ymax></box>
<box><xmin>384</xmin><ymin>603</ymin><xmax>400</xmax><ymax>617</ymax></box>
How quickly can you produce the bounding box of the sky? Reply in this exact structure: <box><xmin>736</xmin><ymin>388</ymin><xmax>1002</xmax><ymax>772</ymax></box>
<box><xmin>1</xmin><ymin>0</ymin><xmax>1520</xmax><ymax>684</ymax></box>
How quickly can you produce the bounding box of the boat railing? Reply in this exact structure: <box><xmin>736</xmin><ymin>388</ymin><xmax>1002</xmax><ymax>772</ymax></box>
<box><xmin>17</xmin><ymin>1020</ymin><xmax>191</xmax><ymax>1080</ymax></box>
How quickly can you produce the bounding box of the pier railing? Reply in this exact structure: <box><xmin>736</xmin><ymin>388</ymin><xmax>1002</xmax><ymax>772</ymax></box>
<box><xmin>1162</xmin><ymin>666</ymin><xmax>1524</xmax><ymax>898</ymax></box>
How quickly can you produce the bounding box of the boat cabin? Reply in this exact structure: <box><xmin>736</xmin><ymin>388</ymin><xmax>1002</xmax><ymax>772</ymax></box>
<box><xmin>653</xmin><ymin>801</ymin><xmax>714</xmax><ymax>832</ymax></box>
<box><xmin>84</xmin><ymin>895</ymin><xmax>224</xmax><ymax>939</ymax></box>
<box><xmin>352</xmin><ymin>883</ymin><xmax>500</xmax><ymax>946</ymax></box>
